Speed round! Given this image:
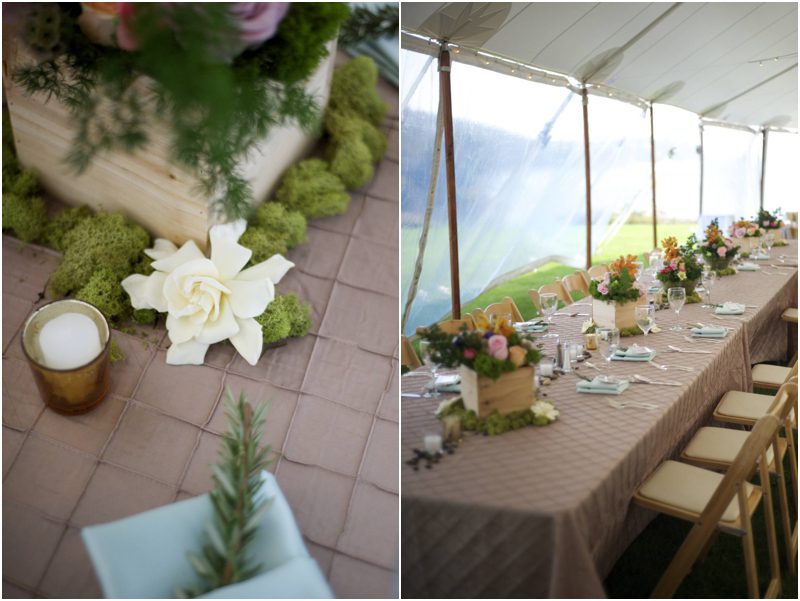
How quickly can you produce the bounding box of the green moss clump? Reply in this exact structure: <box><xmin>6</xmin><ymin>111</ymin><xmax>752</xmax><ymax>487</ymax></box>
<box><xmin>252</xmin><ymin>3</ymin><xmax>350</xmax><ymax>84</ymax></box>
<box><xmin>239</xmin><ymin>228</ymin><xmax>289</xmax><ymax>265</ymax></box>
<box><xmin>328</xmin><ymin>57</ymin><xmax>386</xmax><ymax>127</ymax></box>
<box><xmin>42</xmin><ymin>205</ymin><xmax>94</xmax><ymax>251</ymax></box>
<box><xmin>109</xmin><ymin>338</ymin><xmax>125</xmax><ymax>363</ymax></box>
<box><xmin>132</xmin><ymin>308</ymin><xmax>158</xmax><ymax>325</ymax></box>
<box><xmin>254</xmin><ymin>293</ymin><xmax>312</xmax><ymax>345</ymax></box>
<box><xmin>4</xmin><ymin>168</ymin><xmax>39</xmax><ymax>198</ymax></box>
<box><xmin>48</xmin><ymin>212</ymin><xmax>150</xmax><ymax>298</ymax></box>
<box><xmin>253</xmin><ymin>202</ymin><xmax>307</xmax><ymax>248</ymax></box>
<box><xmin>75</xmin><ymin>268</ymin><xmax>132</xmax><ymax>324</ymax></box>
<box><xmin>438</xmin><ymin>399</ymin><xmax>548</xmax><ymax>436</ymax></box>
<box><xmin>275</xmin><ymin>159</ymin><xmax>350</xmax><ymax>219</ymax></box>
<box><xmin>327</xmin><ymin>131</ymin><xmax>375</xmax><ymax>189</ymax></box>
<box><xmin>2</xmin><ymin>191</ymin><xmax>48</xmax><ymax>243</ymax></box>
<box><xmin>716</xmin><ymin>267</ymin><xmax>737</xmax><ymax>277</ymax></box>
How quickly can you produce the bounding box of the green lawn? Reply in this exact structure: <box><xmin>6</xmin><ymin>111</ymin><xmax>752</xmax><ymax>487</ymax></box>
<box><xmin>455</xmin><ymin>222</ymin><xmax>695</xmax><ymax>322</ymax></box>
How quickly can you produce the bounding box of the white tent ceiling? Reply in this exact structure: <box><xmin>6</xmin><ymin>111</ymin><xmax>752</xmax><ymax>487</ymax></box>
<box><xmin>401</xmin><ymin>2</ymin><xmax>798</xmax><ymax>129</ymax></box>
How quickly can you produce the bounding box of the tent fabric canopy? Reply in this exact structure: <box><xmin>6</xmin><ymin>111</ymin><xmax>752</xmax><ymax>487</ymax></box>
<box><xmin>402</xmin><ymin>2</ymin><xmax>798</xmax><ymax>130</ymax></box>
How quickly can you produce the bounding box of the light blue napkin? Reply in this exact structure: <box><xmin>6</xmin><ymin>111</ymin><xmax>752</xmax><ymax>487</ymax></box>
<box><xmin>426</xmin><ymin>374</ymin><xmax>460</xmax><ymax>393</ymax></box>
<box><xmin>576</xmin><ymin>377</ymin><xmax>630</xmax><ymax>395</ymax></box>
<box><xmin>647</xmin><ymin>285</ymin><xmax>662</xmax><ymax>294</ymax></box>
<box><xmin>751</xmin><ymin>252</ymin><xmax>770</xmax><ymax>261</ymax></box>
<box><xmin>691</xmin><ymin>326</ymin><xmax>728</xmax><ymax>338</ymax></box>
<box><xmin>611</xmin><ymin>345</ymin><xmax>656</xmax><ymax>361</ymax></box>
<box><xmin>715</xmin><ymin>302</ymin><xmax>745</xmax><ymax>315</ymax></box>
<box><xmin>81</xmin><ymin>471</ymin><xmax>333</xmax><ymax>599</ymax></box>
<box><xmin>736</xmin><ymin>262</ymin><xmax>760</xmax><ymax>271</ymax></box>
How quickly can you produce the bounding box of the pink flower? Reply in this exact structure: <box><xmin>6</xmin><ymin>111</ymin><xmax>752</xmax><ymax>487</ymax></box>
<box><xmin>597</xmin><ymin>282</ymin><xmax>609</xmax><ymax>295</ymax></box>
<box><xmin>230</xmin><ymin>2</ymin><xmax>289</xmax><ymax>46</ymax></box>
<box><xmin>763</xmin><ymin>220</ymin><xmax>770</xmax><ymax>227</ymax></box>
<box><xmin>717</xmin><ymin>246</ymin><xmax>727</xmax><ymax>257</ymax></box>
<box><xmin>602</xmin><ymin>271</ymin><xmax>611</xmax><ymax>284</ymax></box>
<box><xmin>463</xmin><ymin>348</ymin><xmax>476</xmax><ymax>360</ymax></box>
<box><xmin>734</xmin><ymin>227</ymin><xmax>746</xmax><ymax>238</ymax></box>
<box><xmin>487</xmin><ymin>335</ymin><xmax>508</xmax><ymax>361</ymax></box>
<box><xmin>724</xmin><ymin>238</ymin><xmax>733</xmax><ymax>248</ymax></box>
<box><xmin>116</xmin><ymin>3</ymin><xmax>138</xmax><ymax>50</ymax></box>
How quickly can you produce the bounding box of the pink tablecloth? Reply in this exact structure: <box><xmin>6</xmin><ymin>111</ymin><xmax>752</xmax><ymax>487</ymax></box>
<box><xmin>401</xmin><ymin>245</ymin><xmax>797</xmax><ymax>598</ymax></box>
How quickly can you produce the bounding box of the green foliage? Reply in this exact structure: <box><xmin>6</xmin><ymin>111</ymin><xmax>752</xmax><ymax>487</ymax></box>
<box><xmin>24</xmin><ymin>4</ymin><xmax>66</xmax><ymax>57</ymax></box>
<box><xmin>589</xmin><ymin>267</ymin><xmax>641</xmax><ymax>304</ymax></box>
<box><xmin>2</xmin><ymin>190</ymin><xmax>47</xmax><ymax>243</ymax></box>
<box><xmin>48</xmin><ymin>212</ymin><xmax>150</xmax><ymax>298</ymax></box>
<box><xmin>339</xmin><ymin>4</ymin><xmax>398</xmax><ymax>47</ymax></box>
<box><xmin>239</xmin><ymin>228</ymin><xmax>288</xmax><ymax>265</ymax></box>
<box><xmin>75</xmin><ymin>268</ymin><xmax>131</xmax><ymax>324</ymax></box>
<box><xmin>13</xmin><ymin>4</ymin><xmax>344</xmax><ymax>220</ymax></box>
<box><xmin>438</xmin><ymin>399</ymin><xmax>546</xmax><ymax>436</ymax></box>
<box><xmin>247</xmin><ymin>3</ymin><xmax>350</xmax><ymax>84</ymax></box>
<box><xmin>254</xmin><ymin>294</ymin><xmax>312</xmax><ymax>345</ymax></box>
<box><xmin>179</xmin><ymin>391</ymin><xmax>273</xmax><ymax>598</ymax></box>
<box><xmin>109</xmin><ymin>337</ymin><xmax>125</xmax><ymax>363</ymax></box>
<box><xmin>274</xmin><ymin>159</ymin><xmax>350</xmax><ymax>219</ymax></box>
<box><xmin>132</xmin><ymin>308</ymin><xmax>157</xmax><ymax>325</ymax></box>
<box><xmin>240</xmin><ymin>202</ymin><xmax>308</xmax><ymax>263</ymax></box>
<box><xmin>4</xmin><ymin>168</ymin><xmax>39</xmax><ymax>198</ymax></box>
<box><xmin>42</xmin><ymin>205</ymin><xmax>94</xmax><ymax>251</ymax></box>
<box><xmin>324</xmin><ymin>57</ymin><xmax>388</xmax><ymax>189</ymax></box>
<box><xmin>716</xmin><ymin>267</ymin><xmax>736</xmax><ymax>277</ymax></box>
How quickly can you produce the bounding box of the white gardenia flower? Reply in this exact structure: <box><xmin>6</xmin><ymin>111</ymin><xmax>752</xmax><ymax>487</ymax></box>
<box><xmin>531</xmin><ymin>400</ymin><xmax>559</xmax><ymax>422</ymax></box>
<box><xmin>121</xmin><ymin>220</ymin><xmax>293</xmax><ymax>366</ymax></box>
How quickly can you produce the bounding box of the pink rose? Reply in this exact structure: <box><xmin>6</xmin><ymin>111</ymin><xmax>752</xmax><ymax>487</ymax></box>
<box><xmin>116</xmin><ymin>3</ymin><xmax>138</xmax><ymax>50</ymax></box>
<box><xmin>734</xmin><ymin>227</ymin><xmax>746</xmax><ymax>238</ymax></box>
<box><xmin>463</xmin><ymin>348</ymin><xmax>476</xmax><ymax>360</ymax></box>
<box><xmin>717</xmin><ymin>246</ymin><xmax>727</xmax><ymax>257</ymax></box>
<box><xmin>487</xmin><ymin>335</ymin><xmax>508</xmax><ymax>361</ymax></box>
<box><xmin>602</xmin><ymin>271</ymin><xmax>611</xmax><ymax>284</ymax></box>
<box><xmin>230</xmin><ymin>2</ymin><xmax>289</xmax><ymax>46</ymax></box>
<box><xmin>597</xmin><ymin>282</ymin><xmax>609</xmax><ymax>295</ymax></box>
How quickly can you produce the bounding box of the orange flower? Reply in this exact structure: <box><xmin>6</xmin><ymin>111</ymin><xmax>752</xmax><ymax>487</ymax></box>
<box><xmin>661</xmin><ymin>237</ymin><xmax>679</xmax><ymax>262</ymax></box>
<box><xmin>491</xmin><ymin>316</ymin><xmax>516</xmax><ymax>337</ymax></box>
<box><xmin>609</xmin><ymin>254</ymin><xmax>639</xmax><ymax>278</ymax></box>
<box><xmin>508</xmin><ymin>345</ymin><xmax>527</xmax><ymax>367</ymax></box>
<box><xmin>474</xmin><ymin>312</ymin><xmax>491</xmax><ymax>332</ymax></box>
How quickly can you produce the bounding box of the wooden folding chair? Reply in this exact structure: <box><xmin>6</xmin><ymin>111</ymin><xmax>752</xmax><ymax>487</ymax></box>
<box><xmin>587</xmin><ymin>264</ymin><xmax>609</xmax><ymax>280</ymax></box>
<box><xmin>633</xmin><ymin>413</ymin><xmax>783</xmax><ymax>598</ymax></box>
<box><xmin>528</xmin><ymin>290</ymin><xmax>541</xmax><ymax>314</ymax></box>
<box><xmin>560</xmin><ymin>271</ymin><xmax>589</xmax><ymax>300</ymax></box>
<box><xmin>538</xmin><ymin>282</ymin><xmax>571</xmax><ymax>306</ymax></box>
<box><xmin>415</xmin><ymin>317</ymin><xmax>475</xmax><ymax>338</ymax></box>
<box><xmin>484</xmin><ymin>297</ymin><xmax>523</xmax><ymax>323</ymax></box>
<box><xmin>713</xmin><ymin>364</ymin><xmax>798</xmax><ymax>427</ymax></box>
<box><xmin>682</xmin><ymin>379</ymin><xmax>798</xmax><ymax>573</ymax></box>
<box><xmin>782</xmin><ymin>308</ymin><xmax>797</xmax><ymax>366</ymax></box>
<box><xmin>401</xmin><ymin>336</ymin><xmax>421</xmax><ymax>369</ymax></box>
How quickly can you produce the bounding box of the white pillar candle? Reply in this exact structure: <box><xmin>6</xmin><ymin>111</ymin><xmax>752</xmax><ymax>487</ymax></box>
<box><xmin>38</xmin><ymin>312</ymin><xmax>102</xmax><ymax>370</ymax></box>
<box><xmin>539</xmin><ymin>361</ymin><xmax>554</xmax><ymax>377</ymax></box>
<box><xmin>424</xmin><ymin>434</ymin><xmax>442</xmax><ymax>455</ymax></box>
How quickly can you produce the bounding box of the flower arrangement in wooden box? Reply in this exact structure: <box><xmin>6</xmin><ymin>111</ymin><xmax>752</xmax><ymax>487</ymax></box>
<box><xmin>700</xmin><ymin>219</ymin><xmax>739</xmax><ymax>273</ymax></box>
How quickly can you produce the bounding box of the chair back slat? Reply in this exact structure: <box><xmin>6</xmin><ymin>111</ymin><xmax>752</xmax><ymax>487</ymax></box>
<box><xmin>485</xmin><ymin>297</ymin><xmax>523</xmax><ymax>323</ymax></box>
<box><xmin>587</xmin><ymin>264</ymin><xmax>609</xmax><ymax>280</ymax></box>
<box><xmin>538</xmin><ymin>282</ymin><xmax>571</xmax><ymax>305</ymax></box>
<box><xmin>561</xmin><ymin>272</ymin><xmax>589</xmax><ymax>299</ymax></box>
<box><xmin>401</xmin><ymin>336</ymin><xmax>421</xmax><ymax>369</ymax></box>
<box><xmin>528</xmin><ymin>290</ymin><xmax>541</xmax><ymax>314</ymax></box>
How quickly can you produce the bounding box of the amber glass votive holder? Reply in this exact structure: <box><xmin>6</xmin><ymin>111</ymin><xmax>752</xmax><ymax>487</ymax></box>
<box><xmin>21</xmin><ymin>299</ymin><xmax>111</xmax><ymax>415</ymax></box>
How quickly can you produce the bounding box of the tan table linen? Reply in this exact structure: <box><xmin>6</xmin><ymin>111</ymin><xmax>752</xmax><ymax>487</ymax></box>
<box><xmin>401</xmin><ymin>244</ymin><xmax>797</xmax><ymax>599</ymax></box>
<box><xmin>2</xmin><ymin>67</ymin><xmax>399</xmax><ymax>598</ymax></box>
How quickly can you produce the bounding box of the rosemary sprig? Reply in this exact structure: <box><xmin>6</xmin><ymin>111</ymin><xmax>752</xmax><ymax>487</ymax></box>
<box><xmin>178</xmin><ymin>391</ymin><xmax>273</xmax><ymax>598</ymax></box>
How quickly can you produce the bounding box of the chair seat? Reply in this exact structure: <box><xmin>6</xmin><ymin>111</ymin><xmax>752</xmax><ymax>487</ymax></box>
<box><xmin>635</xmin><ymin>460</ymin><xmax>756</xmax><ymax>527</ymax></box>
<box><xmin>682</xmin><ymin>426</ymin><xmax>780</xmax><ymax>469</ymax></box>
<box><xmin>714</xmin><ymin>390</ymin><xmax>773</xmax><ymax>424</ymax></box>
<box><xmin>782</xmin><ymin>308</ymin><xmax>798</xmax><ymax>323</ymax></box>
<box><xmin>752</xmin><ymin>364</ymin><xmax>791</xmax><ymax>388</ymax></box>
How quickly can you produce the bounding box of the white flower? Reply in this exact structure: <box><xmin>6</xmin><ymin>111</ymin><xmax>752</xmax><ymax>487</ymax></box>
<box><xmin>531</xmin><ymin>400</ymin><xmax>559</xmax><ymax>422</ymax></box>
<box><xmin>121</xmin><ymin>220</ymin><xmax>293</xmax><ymax>366</ymax></box>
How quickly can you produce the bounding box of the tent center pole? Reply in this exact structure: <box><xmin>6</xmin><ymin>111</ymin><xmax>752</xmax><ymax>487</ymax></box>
<box><xmin>582</xmin><ymin>86</ymin><xmax>592</xmax><ymax>270</ymax></box>
<box><xmin>760</xmin><ymin>128</ymin><xmax>768</xmax><ymax>211</ymax></box>
<box><xmin>650</xmin><ymin>103</ymin><xmax>657</xmax><ymax>249</ymax></box>
<box><xmin>439</xmin><ymin>46</ymin><xmax>461</xmax><ymax>320</ymax></box>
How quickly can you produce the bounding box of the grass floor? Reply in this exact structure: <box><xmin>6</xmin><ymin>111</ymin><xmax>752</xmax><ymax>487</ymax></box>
<box><xmin>458</xmin><ymin>223</ymin><xmax>695</xmax><ymax>321</ymax></box>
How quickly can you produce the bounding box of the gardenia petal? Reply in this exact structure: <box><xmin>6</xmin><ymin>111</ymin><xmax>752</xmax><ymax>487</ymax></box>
<box><xmin>195</xmin><ymin>298</ymin><xmax>240</xmax><ymax>345</ymax></box>
<box><xmin>166</xmin><ymin>339</ymin><xmax>210</xmax><ymax>365</ymax></box>
<box><xmin>166</xmin><ymin>312</ymin><xmax>205</xmax><ymax>344</ymax></box>
<box><xmin>210</xmin><ymin>220</ymin><xmax>252</xmax><ymax>281</ymax></box>
<box><xmin>229</xmin><ymin>317</ymin><xmax>263</xmax><ymax>366</ymax></box>
<box><xmin>227</xmin><ymin>278</ymin><xmax>273</xmax><ymax>318</ymax></box>
<box><xmin>121</xmin><ymin>272</ymin><xmax>168</xmax><ymax>313</ymax></box>
<box><xmin>237</xmin><ymin>254</ymin><xmax>294</xmax><ymax>284</ymax></box>
<box><xmin>151</xmin><ymin>240</ymin><xmax>205</xmax><ymax>273</ymax></box>
<box><xmin>144</xmin><ymin>238</ymin><xmax>179</xmax><ymax>261</ymax></box>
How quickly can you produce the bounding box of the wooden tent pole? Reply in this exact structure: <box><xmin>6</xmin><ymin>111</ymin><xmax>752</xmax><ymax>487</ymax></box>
<box><xmin>760</xmin><ymin>128</ymin><xmax>768</xmax><ymax>211</ymax></box>
<box><xmin>439</xmin><ymin>46</ymin><xmax>461</xmax><ymax>319</ymax></box>
<box><xmin>699</xmin><ymin>122</ymin><xmax>704</xmax><ymax>218</ymax></box>
<box><xmin>650</xmin><ymin>103</ymin><xmax>657</xmax><ymax>249</ymax></box>
<box><xmin>582</xmin><ymin>86</ymin><xmax>592</xmax><ymax>269</ymax></box>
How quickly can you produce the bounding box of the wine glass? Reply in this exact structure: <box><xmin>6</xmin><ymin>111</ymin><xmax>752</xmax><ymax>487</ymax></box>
<box><xmin>701</xmin><ymin>269</ymin><xmax>717</xmax><ymax>308</ymax></box>
<box><xmin>418</xmin><ymin>340</ymin><xmax>440</xmax><ymax>398</ymax></box>
<box><xmin>649</xmin><ymin>252</ymin><xmax>663</xmax><ymax>275</ymax></box>
<box><xmin>764</xmin><ymin>232</ymin><xmax>775</xmax><ymax>255</ymax></box>
<box><xmin>540</xmin><ymin>292</ymin><xmax>559</xmax><ymax>338</ymax></box>
<box><xmin>597</xmin><ymin>327</ymin><xmax>620</xmax><ymax>371</ymax></box>
<box><xmin>635</xmin><ymin>305</ymin><xmax>655</xmax><ymax>336</ymax></box>
<box><xmin>632</xmin><ymin>261</ymin><xmax>644</xmax><ymax>281</ymax></box>
<box><xmin>667</xmin><ymin>287</ymin><xmax>686</xmax><ymax>331</ymax></box>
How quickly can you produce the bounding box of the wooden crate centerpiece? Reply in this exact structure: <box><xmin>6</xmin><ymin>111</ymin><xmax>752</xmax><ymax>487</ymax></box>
<box><xmin>592</xmin><ymin>298</ymin><xmax>636</xmax><ymax>330</ymax></box>
<box><xmin>460</xmin><ymin>365</ymin><xmax>535</xmax><ymax>419</ymax></box>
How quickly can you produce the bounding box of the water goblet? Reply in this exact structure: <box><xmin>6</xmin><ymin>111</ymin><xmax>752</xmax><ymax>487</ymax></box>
<box><xmin>635</xmin><ymin>304</ymin><xmax>655</xmax><ymax>336</ymax></box>
<box><xmin>597</xmin><ymin>327</ymin><xmax>620</xmax><ymax>371</ymax></box>
<box><xmin>701</xmin><ymin>269</ymin><xmax>717</xmax><ymax>308</ymax></box>
<box><xmin>764</xmin><ymin>232</ymin><xmax>775</xmax><ymax>255</ymax></box>
<box><xmin>632</xmin><ymin>261</ymin><xmax>645</xmax><ymax>281</ymax></box>
<box><xmin>418</xmin><ymin>340</ymin><xmax>440</xmax><ymax>398</ymax></box>
<box><xmin>667</xmin><ymin>287</ymin><xmax>686</xmax><ymax>331</ymax></box>
<box><xmin>540</xmin><ymin>292</ymin><xmax>559</xmax><ymax>338</ymax></box>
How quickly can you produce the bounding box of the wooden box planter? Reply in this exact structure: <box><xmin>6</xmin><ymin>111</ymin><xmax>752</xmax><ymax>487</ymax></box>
<box><xmin>460</xmin><ymin>365</ymin><xmax>535</xmax><ymax>418</ymax></box>
<box><xmin>592</xmin><ymin>298</ymin><xmax>636</xmax><ymax>330</ymax></box>
<box><xmin>2</xmin><ymin>26</ymin><xmax>335</xmax><ymax>249</ymax></box>
<box><xmin>736</xmin><ymin>237</ymin><xmax>762</xmax><ymax>253</ymax></box>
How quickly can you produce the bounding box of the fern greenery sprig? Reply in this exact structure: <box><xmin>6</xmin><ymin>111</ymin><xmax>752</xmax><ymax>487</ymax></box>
<box><xmin>339</xmin><ymin>5</ymin><xmax>399</xmax><ymax>47</ymax></box>
<box><xmin>178</xmin><ymin>391</ymin><xmax>273</xmax><ymax>598</ymax></box>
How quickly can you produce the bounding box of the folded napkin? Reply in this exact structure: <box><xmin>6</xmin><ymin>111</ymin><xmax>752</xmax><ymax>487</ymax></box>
<box><xmin>426</xmin><ymin>374</ymin><xmax>460</xmax><ymax>392</ymax></box>
<box><xmin>691</xmin><ymin>326</ymin><xmax>728</xmax><ymax>338</ymax></box>
<box><xmin>647</xmin><ymin>285</ymin><xmax>662</xmax><ymax>294</ymax></box>
<box><xmin>751</xmin><ymin>252</ymin><xmax>770</xmax><ymax>261</ymax></box>
<box><xmin>736</xmin><ymin>262</ymin><xmax>760</xmax><ymax>271</ymax></box>
<box><xmin>715</xmin><ymin>302</ymin><xmax>745</xmax><ymax>315</ymax></box>
<box><xmin>612</xmin><ymin>345</ymin><xmax>656</xmax><ymax>361</ymax></box>
<box><xmin>576</xmin><ymin>376</ymin><xmax>630</xmax><ymax>395</ymax></box>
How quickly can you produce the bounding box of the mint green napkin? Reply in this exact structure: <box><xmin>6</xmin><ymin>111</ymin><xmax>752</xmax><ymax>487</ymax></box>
<box><xmin>691</xmin><ymin>326</ymin><xmax>728</xmax><ymax>338</ymax></box>
<box><xmin>612</xmin><ymin>346</ymin><xmax>656</xmax><ymax>361</ymax></box>
<box><xmin>576</xmin><ymin>377</ymin><xmax>630</xmax><ymax>395</ymax></box>
<box><xmin>736</xmin><ymin>263</ymin><xmax>760</xmax><ymax>271</ymax></box>
<box><xmin>715</xmin><ymin>302</ymin><xmax>745</xmax><ymax>315</ymax></box>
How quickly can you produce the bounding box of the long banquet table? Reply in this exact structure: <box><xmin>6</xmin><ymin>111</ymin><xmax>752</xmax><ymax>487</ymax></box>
<box><xmin>401</xmin><ymin>244</ymin><xmax>797</xmax><ymax>598</ymax></box>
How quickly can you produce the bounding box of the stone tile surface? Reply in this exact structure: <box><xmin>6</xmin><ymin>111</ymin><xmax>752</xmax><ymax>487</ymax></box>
<box><xmin>1</xmin><ymin>54</ymin><xmax>398</xmax><ymax>597</ymax></box>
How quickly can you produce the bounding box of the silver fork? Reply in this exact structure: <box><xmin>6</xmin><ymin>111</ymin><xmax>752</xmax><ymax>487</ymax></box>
<box><xmin>683</xmin><ymin>335</ymin><xmax>721</xmax><ymax>345</ymax></box>
<box><xmin>608</xmin><ymin>398</ymin><xmax>658</xmax><ymax>411</ymax></box>
<box><xmin>667</xmin><ymin>345</ymin><xmax>712</xmax><ymax>355</ymax></box>
<box><xmin>648</xmin><ymin>360</ymin><xmax>693</xmax><ymax>372</ymax></box>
